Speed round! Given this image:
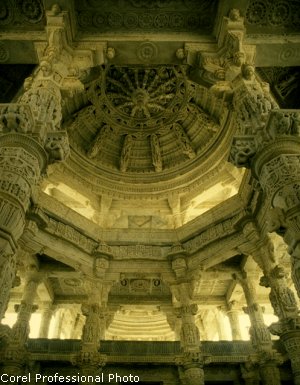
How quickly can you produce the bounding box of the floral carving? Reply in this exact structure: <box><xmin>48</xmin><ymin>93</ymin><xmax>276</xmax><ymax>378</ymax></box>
<box><xmin>20</xmin><ymin>0</ymin><xmax>44</xmax><ymax>24</ymax></box>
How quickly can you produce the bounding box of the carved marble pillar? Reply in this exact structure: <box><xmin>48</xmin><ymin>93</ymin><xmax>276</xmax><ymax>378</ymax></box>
<box><xmin>72</xmin><ymin>302</ymin><xmax>106</xmax><ymax>381</ymax></box>
<box><xmin>175</xmin><ymin>304</ymin><xmax>204</xmax><ymax>385</ymax></box>
<box><xmin>39</xmin><ymin>302</ymin><xmax>54</xmax><ymax>338</ymax></box>
<box><xmin>229</xmin><ymin>87</ymin><xmax>300</xmax><ymax>295</ymax></box>
<box><xmin>260</xmin><ymin>264</ymin><xmax>300</xmax><ymax>385</ymax></box>
<box><xmin>226</xmin><ymin>300</ymin><xmax>242</xmax><ymax>340</ymax></box>
<box><xmin>235</xmin><ymin>272</ymin><xmax>282</xmax><ymax>385</ymax></box>
<box><xmin>254</xmin><ymin>138</ymin><xmax>300</xmax><ymax>297</ymax></box>
<box><xmin>168</xmin><ymin>245</ymin><xmax>204</xmax><ymax>385</ymax></box>
<box><xmin>240</xmin><ymin>223</ymin><xmax>300</xmax><ymax>384</ymax></box>
<box><xmin>0</xmin><ymin>74</ymin><xmax>69</xmax><ymax>321</ymax></box>
<box><xmin>2</xmin><ymin>269</ymin><xmax>39</xmax><ymax>377</ymax></box>
<box><xmin>227</xmin><ymin>59</ymin><xmax>300</xmax><ymax>292</ymax></box>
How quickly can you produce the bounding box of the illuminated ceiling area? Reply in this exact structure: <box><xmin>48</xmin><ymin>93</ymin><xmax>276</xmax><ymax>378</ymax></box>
<box><xmin>42</xmin><ymin>164</ymin><xmax>243</xmax><ymax>229</ymax></box>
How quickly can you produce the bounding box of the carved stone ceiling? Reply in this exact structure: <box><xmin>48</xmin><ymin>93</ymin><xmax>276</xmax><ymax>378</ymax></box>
<box><xmin>1</xmin><ymin>0</ymin><xmax>299</xmax><ymax>340</ymax></box>
<box><xmin>74</xmin><ymin>0</ymin><xmax>218</xmax><ymax>35</ymax></box>
<box><xmin>42</xmin><ymin>64</ymin><xmax>243</xmax><ymax>229</ymax></box>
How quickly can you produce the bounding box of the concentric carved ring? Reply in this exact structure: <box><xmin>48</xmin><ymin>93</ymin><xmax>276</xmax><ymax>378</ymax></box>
<box><xmin>89</xmin><ymin>66</ymin><xmax>188</xmax><ymax>133</ymax></box>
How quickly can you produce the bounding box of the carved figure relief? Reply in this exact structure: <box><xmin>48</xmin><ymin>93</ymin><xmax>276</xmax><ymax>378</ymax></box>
<box><xmin>150</xmin><ymin>134</ymin><xmax>162</xmax><ymax>172</ymax></box>
<box><xmin>172</xmin><ymin>123</ymin><xmax>195</xmax><ymax>159</ymax></box>
<box><xmin>120</xmin><ymin>134</ymin><xmax>134</xmax><ymax>172</ymax></box>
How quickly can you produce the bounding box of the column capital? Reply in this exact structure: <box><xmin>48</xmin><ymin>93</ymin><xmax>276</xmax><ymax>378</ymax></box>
<box><xmin>187</xmin><ymin>8</ymin><xmax>255</xmax><ymax>87</ymax></box>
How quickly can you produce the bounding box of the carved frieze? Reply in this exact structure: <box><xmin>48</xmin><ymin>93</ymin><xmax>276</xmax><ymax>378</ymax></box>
<box><xmin>75</xmin><ymin>0</ymin><xmax>217</xmax><ymax>33</ymax></box>
<box><xmin>110</xmin><ymin>245</ymin><xmax>163</xmax><ymax>260</ymax></box>
<box><xmin>110</xmin><ymin>274</ymin><xmax>170</xmax><ymax>296</ymax></box>
<box><xmin>46</xmin><ymin>218</ymin><xmax>98</xmax><ymax>253</ymax></box>
<box><xmin>245</xmin><ymin>0</ymin><xmax>300</xmax><ymax>31</ymax></box>
<box><xmin>184</xmin><ymin>214</ymin><xmax>241</xmax><ymax>254</ymax></box>
<box><xmin>0</xmin><ymin>0</ymin><xmax>45</xmax><ymax>29</ymax></box>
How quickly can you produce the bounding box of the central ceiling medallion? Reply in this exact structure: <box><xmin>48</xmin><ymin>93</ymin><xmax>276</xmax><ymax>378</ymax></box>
<box><xmin>68</xmin><ymin>65</ymin><xmax>221</xmax><ymax>179</ymax></box>
<box><xmin>89</xmin><ymin>66</ymin><xmax>188</xmax><ymax>133</ymax></box>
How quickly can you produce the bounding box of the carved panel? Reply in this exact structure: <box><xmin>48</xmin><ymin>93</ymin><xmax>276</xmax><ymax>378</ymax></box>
<box><xmin>75</xmin><ymin>0</ymin><xmax>217</xmax><ymax>33</ymax></box>
<box><xmin>183</xmin><ymin>214</ymin><xmax>241</xmax><ymax>254</ymax></box>
<box><xmin>0</xmin><ymin>0</ymin><xmax>45</xmax><ymax>29</ymax></box>
<box><xmin>110</xmin><ymin>274</ymin><xmax>170</xmax><ymax>296</ymax></box>
<box><xmin>245</xmin><ymin>0</ymin><xmax>300</xmax><ymax>32</ymax></box>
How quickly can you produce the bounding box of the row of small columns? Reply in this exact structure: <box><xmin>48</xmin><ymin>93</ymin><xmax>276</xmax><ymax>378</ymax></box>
<box><xmin>0</xmin><ymin>268</ymin><xmax>113</xmax><ymax>383</ymax></box>
<box><xmin>0</xmin><ymin>254</ymin><xmax>298</xmax><ymax>384</ymax></box>
<box><xmin>168</xmin><ymin>239</ymin><xmax>300</xmax><ymax>385</ymax></box>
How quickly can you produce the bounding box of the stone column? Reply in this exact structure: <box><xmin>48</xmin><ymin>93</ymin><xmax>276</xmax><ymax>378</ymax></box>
<box><xmin>72</xmin><ymin>281</ymin><xmax>111</xmax><ymax>382</ymax></box>
<box><xmin>168</xmin><ymin>244</ymin><xmax>204</xmax><ymax>385</ymax></box>
<box><xmin>52</xmin><ymin>308</ymin><xmax>65</xmax><ymax>339</ymax></box>
<box><xmin>72</xmin><ymin>302</ymin><xmax>106</xmax><ymax>381</ymax></box>
<box><xmin>176</xmin><ymin>304</ymin><xmax>204</xmax><ymax>385</ymax></box>
<box><xmin>260</xmin><ymin>264</ymin><xmax>300</xmax><ymax>385</ymax></box>
<box><xmin>226</xmin><ymin>300</ymin><xmax>242</xmax><ymax>340</ymax></box>
<box><xmin>240</xmin><ymin>225</ymin><xmax>300</xmax><ymax>385</ymax></box>
<box><xmin>71</xmin><ymin>313</ymin><xmax>85</xmax><ymax>339</ymax></box>
<box><xmin>214</xmin><ymin>306</ymin><xmax>228</xmax><ymax>340</ymax></box>
<box><xmin>39</xmin><ymin>303</ymin><xmax>54</xmax><ymax>338</ymax></box>
<box><xmin>235</xmin><ymin>272</ymin><xmax>282</xmax><ymax>385</ymax></box>
<box><xmin>2</xmin><ymin>268</ymin><xmax>39</xmax><ymax>378</ymax></box>
<box><xmin>0</xmin><ymin>71</ymin><xmax>69</xmax><ymax>322</ymax></box>
<box><xmin>229</xmin><ymin>75</ymin><xmax>300</xmax><ymax>297</ymax></box>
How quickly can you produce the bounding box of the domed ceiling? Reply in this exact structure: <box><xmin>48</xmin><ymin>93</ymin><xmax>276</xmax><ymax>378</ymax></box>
<box><xmin>43</xmin><ymin>64</ymin><xmax>243</xmax><ymax>229</ymax></box>
<box><xmin>66</xmin><ymin>65</ymin><xmax>230</xmax><ymax>190</ymax></box>
<box><xmin>71</xmin><ymin>66</ymin><xmax>218</xmax><ymax>173</ymax></box>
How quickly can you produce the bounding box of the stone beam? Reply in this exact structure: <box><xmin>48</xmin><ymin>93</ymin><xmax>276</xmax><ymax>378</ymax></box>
<box><xmin>248</xmin><ymin>39</ymin><xmax>300</xmax><ymax>67</ymax></box>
